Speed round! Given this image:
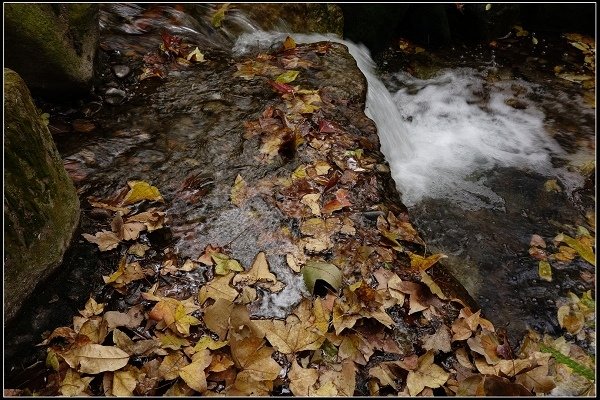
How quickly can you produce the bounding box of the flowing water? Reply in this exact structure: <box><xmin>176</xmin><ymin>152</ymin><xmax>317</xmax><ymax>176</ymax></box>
<box><xmin>5</xmin><ymin>5</ymin><xmax>595</xmax><ymax>380</ymax></box>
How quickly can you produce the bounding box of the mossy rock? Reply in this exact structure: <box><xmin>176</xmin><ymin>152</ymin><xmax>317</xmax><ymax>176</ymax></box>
<box><xmin>3</xmin><ymin>68</ymin><xmax>81</xmax><ymax>322</ymax></box>
<box><xmin>4</xmin><ymin>3</ymin><xmax>98</xmax><ymax>98</ymax></box>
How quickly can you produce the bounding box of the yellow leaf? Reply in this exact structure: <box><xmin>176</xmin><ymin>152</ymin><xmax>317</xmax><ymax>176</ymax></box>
<box><xmin>113</xmin><ymin>369</ymin><xmax>137</xmax><ymax>397</ymax></box>
<box><xmin>275</xmin><ymin>70</ymin><xmax>300</xmax><ymax>83</ymax></box>
<box><xmin>212</xmin><ymin>3</ymin><xmax>230</xmax><ymax>28</ymax></box>
<box><xmin>46</xmin><ymin>349</ymin><xmax>60</xmax><ymax>371</ymax></box>
<box><xmin>289</xmin><ymin>359</ymin><xmax>318</xmax><ymax>396</ymax></box>
<box><xmin>79</xmin><ymin>297</ymin><xmax>105</xmax><ymax>318</ymax></box>
<box><xmin>406</xmin><ymin>351</ymin><xmax>449</xmax><ymax>395</ymax></box>
<box><xmin>253</xmin><ymin>305</ymin><xmax>325</xmax><ymax>353</ymax></box>
<box><xmin>230</xmin><ymin>335</ymin><xmax>282</xmax><ymax>382</ymax></box>
<box><xmin>557</xmin><ymin>234</ymin><xmax>595</xmax><ymax>266</ymax></box>
<box><xmin>198</xmin><ymin>272</ymin><xmax>239</xmax><ymax>304</ymax></box>
<box><xmin>420</xmin><ymin>270</ymin><xmax>447</xmax><ymax>299</ymax></box>
<box><xmin>212</xmin><ymin>253</ymin><xmax>244</xmax><ymax>275</ymax></box>
<box><xmin>186</xmin><ymin>47</ymin><xmax>206</xmax><ymax>63</ymax></box>
<box><xmin>230</xmin><ymin>174</ymin><xmax>248</xmax><ymax>207</ymax></box>
<box><xmin>193</xmin><ymin>336</ymin><xmax>228</xmax><ymax>352</ymax></box>
<box><xmin>301</xmin><ymin>193</ymin><xmax>321</xmax><ymax>216</ymax></box>
<box><xmin>544</xmin><ymin>179</ymin><xmax>562</xmax><ymax>192</ymax></box>
<box><xmin>155</xmin><ymin>332</ymin><xmax>190</xmax><ymax>350</ymax></box>
<box><xmin>232</xmin><ymin>252</ymin><xmax>280</xmax><ymax>289</ymax></box>
<box><xmin>60</xmin><ymin>344</ymin><xmax>129</xmax><ymax>374</ymax></box>
<box><xmin>179</xmin><ymin>349</ymin><xmax>212</xmax><ymax>393</ymax></box>
<box><xmin>60</xmin><ymin>368</ymin><xmax>94</xmax><ymax>396</ymax></box>
<box><xmin>539</xmin><ymin>260</ymin><xmax>552</xmax><ymax>282</ymax></box>
<box><xmin>409</xmin><ymin>252</ymin><xmax>447</xmax><ymax>271</ymax></box>
<box><xmin>174</xmin><ymin>303</ymin><xmax>201</xmax><ymax>336</ymax></box>
<box><xmin>283</xmin><ymin>36</ymin><xmax>296</xmax><ymax>50</ymax></box>
<box><xmin>159</xmin><ymin>351</ymin><xmax>189</xmax><ymax>380</ymax></box>
<box><xmin>121</xmin><ymin>180</ymin><xmax>163</xmax><ymax>206</ymax></box>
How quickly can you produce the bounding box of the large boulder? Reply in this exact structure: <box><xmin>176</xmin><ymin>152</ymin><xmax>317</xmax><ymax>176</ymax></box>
<box><xmin>4</xmin><ymin>3</ymin><xmax>99</xmax><ymax>97</ymax></box>
<box><xmin>4</xmin><ymin>69</ymin><xmax>81</xmax><ymax>322</ymax></box>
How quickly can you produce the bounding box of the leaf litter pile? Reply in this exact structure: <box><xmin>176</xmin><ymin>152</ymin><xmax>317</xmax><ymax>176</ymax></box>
<box><xmin>7</xmin><ymin>29</ymin><xmax>596</xmax><ymax>397</ymax></box>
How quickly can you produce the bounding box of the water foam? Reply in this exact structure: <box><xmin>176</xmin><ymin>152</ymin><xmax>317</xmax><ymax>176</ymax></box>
<box><xmin>385</xmin><ymin>68</ymin><xmax>579</xmax><ymax>210</ymax></box>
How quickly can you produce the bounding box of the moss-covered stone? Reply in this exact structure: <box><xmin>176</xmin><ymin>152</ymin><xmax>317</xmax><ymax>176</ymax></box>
<box><xmin>3</xmin><ymin>69</ymin><xmax>80</xmax><ymax>322</ymax></box>
<box><xmin>4</xmin><ymin>3</ymin><xmax>98</xmax><ymax>97</ymax></box>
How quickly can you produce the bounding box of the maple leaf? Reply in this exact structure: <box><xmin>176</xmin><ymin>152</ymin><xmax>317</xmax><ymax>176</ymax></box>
<box><xmin>79</xmin><ymin>297</ymin><xmax>105</xmax><ymax>318</ymax></box>
<box><xmin>212</xmin><ymin>253</ymin><xmax>244</xmax><ymax>275</ymax></box>
<box><xmin>112</xmin><ymin>369</ymin><xmax>138</xmax><ymax>396</ymax></box>
<box><xmin>120</xmin><ymin>180</ymin><xmax>163</xmax><ymax>206</ymax></box>
<box><xmin>212</xmin><ymin>3</ymin><xmax>230</xmax><ymax>28</ymax></box>
<box><xmin>409</xmin><ymin>252</ymin><xmax>447</xmax><ymax>271</ymax></box>
<box><xmin>301</xmin><ymin>193</ymin><xmax>321</xmax><ymax>216</ymax></box>
<box><xmin>60</xmin><ymin>368</ymin><xmax>94</xmax><ymax>396</ymax></box>
<box><xmin>230</xmin><ymin>174</ymin><xmax>248</xmax><ymax>207</ymax></box>
<box><xmin>283</xmin><ymin>36</ymin><xmax>296</xmax><ymax>50</ymax></box>
<box><xmin>232</xmin><ymin>252</ymin><xmax>282</xmax><ymax>291</ymax></box>
<box><xmin>83</xmin><ymin>230</ymin><xmax>120</xmax><ymax>251</ymax></box>
<box><xmin>179</xmin><ymin>349</ymin><xmax>212</xmax><ymax>393</ymax></box>
<box><xmin>155</xmin><ymin>331</ymin><xmax>190</xmax><ymax>350</ymax></box>
<box><xmin>229</xmin><ymin>336</ymin><xmax>282</xmax><ymax>388</ymax></box>
<box><xmin>322</xmin><ymin>188</ymin><xmax>352</xmax><ymax>214</ymax></box>
<box><xmin>186</xmin><ymin>47</ymin><xmax>206</xmax><ymax>63</ymax></box>
<box><xmin>204</xmin><ymin>298</ymin><xmax>235</xmax><ymax>340</ymax></box>
<box><xmin>313</xmin><ymin>360</ymin><xmax>356</xmax><ymax>396</ymax></box>
<box><xmin>158</xmin><ymin>351</ymin><xmax>189</xmax><ymax>380</ymax></box>
<box><xmin>113</xmin><ymin>329</ymin><xmax>159</xmax><ymax>356</ymax></box>
<box><xmin>103</xmin><ymin>258</ymin><xmax>148</xmax><ymax>292</ymax></box>
<box><xmin>198</xmin><ymin>272</ymin><xmax>239</xmax><ymax>304</ymax></box>
<box><xmin>254</xmin><ymin>299</ymin><xmax>325</xmax><ymax>354</ymax></box>
<box><xmin>275</xmin><ymin>70</ymin><xmax>299</xmax><ymax>83</ymax></box>
<box><xmin>406</xmin><ymin>350</ymin><xmax>450</xmax><ymax>395</ymax></box>
<box><xmin>467</xmin><ymin>331</ymin><xmax>501</xmax><ymax>365</ymax></box>
<box><xmin>126</xmin><ymin>209</ymin><xmax>166</xmax><ymax>232</ymax></box>
<box><xmin>422</xmin><ymin>325</ymin><xmax>452</xmax><ymax>353</ymax></box>
<box><xmin>289</xmin><ymin>359</ymin><xmax>318</xmax><ymax>396</ymax></box>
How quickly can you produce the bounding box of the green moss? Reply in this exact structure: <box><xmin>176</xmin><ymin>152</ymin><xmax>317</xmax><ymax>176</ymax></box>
<box><xmin>3</xmin><ymin>69</ymin><xmax>80</xmax><ymax>321</ymax></box>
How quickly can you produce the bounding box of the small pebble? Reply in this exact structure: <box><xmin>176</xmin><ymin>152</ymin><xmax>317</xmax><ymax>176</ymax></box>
<box><xmin>112</xmin><ymin>65</ymin><xmax>131</xmax><ymax>79</ymax></box>
<box><xmin>105</xmin><ymin>88</ymin><xmax>127</xmax><ymax>105</ymax></box>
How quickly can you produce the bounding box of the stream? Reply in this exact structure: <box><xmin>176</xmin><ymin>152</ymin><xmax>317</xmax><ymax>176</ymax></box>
<box><xmin>5</xmin><ymin>4</ymin><xmax>595</xmax><ymax>386</ymax></box>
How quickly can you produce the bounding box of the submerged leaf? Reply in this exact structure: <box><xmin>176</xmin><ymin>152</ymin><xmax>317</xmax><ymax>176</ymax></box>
<box><xmin>121</xmin><ymin>180</ymin><xmax>163</xmax><ymax>205</ymax></box>
<box><xmin>538</xmin><ymin>260</ymin><xmax>552</xmax><ymax>282</ymax></box>
<box><xmin>275</xmin><ymin>70</ymin><xmax>300</xmax><ymax>83</ymax></box>
<box><xmin>212</xmin><ymin>3</ymin><xmax>230</xmax><ymax>28</ymax></box>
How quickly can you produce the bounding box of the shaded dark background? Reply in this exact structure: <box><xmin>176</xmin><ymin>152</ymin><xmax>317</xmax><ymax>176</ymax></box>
<box><xmin>341</xmin><ymin>3</ymin><xmax>596</xmax><ymax>55</ymax></box>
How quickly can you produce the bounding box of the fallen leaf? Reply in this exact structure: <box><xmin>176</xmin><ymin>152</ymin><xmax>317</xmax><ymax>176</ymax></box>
<box><xmin>289</xmin><ymin>359</ymin><xmax>318</xmax><ymax>396</ymax></box>
<box><xmin>232</xmin><ymin>252</ymin><xmax>280</xmax><ymax>290</ymax></box>
<box><xmin>79</xmin><ymin>297</ymin><xmax>105</xmax><ymax>318</ymax></box>
<box><xmin>322</xmin><ymin>188</ymin><xmax>352</xmax><ymax>214</ymax></box>
<box><xmin>538</xmin><ymin>260</ymin><xmax>552</xmax><ymax>282</ymax></box>
<box><xmin>302</xmin><ymin>261</ymin><xmax>342</xmax><ymax>294</ymax></box>
<box><xmin>83</xmin><ymin>230</ymin><xmax>121</xmax><ymax>252</ymax></box>
<box><xmin>198</xmin><ymin>272</ymin><xmax>239</xmax><ymax>304</ymax></box>
<box><xmin>555</xmin><ymin>233</ymin><xmax>595</xmax><ymax>266</ymax></box>
<box><xmin>275</xmin><ymin>70</ymin><xmax>299</xmax><ymax>83</ymax></box>
<box><xmin>186</xmin><ymin>47</ymin><xmax>206</xmax><ymax>63</ymax></box>
<box><xmin>422</xmin><ymin>325</ymin><xmax>452</xmax><ymax>353</ymax></box>
<box><xmin>179</xmin><ymin>349</ymin><xmax>212</xmax><ymax>393</ymax></box>
<box><xmin>158</xmin><ymin>351</ymin><xmax>189</xmax><ymax>380</ymax></box>
<box><xmin>229</xmin><ymin>335</ymin><xmax>281</xmax><ymax>383</ymax></box>
<box><xmin>121</xmin><ymin>180</ymin><xmax>163</xmax><ymax>206</ymax></box>
<box><xmin>113</xmin><ymin>369</ymin><xmax>137</xmax><ymax>396</ymax></box>
<box><xmin>410</xmin><ymin>252</ymin><xmax>447</xmax><ymax>271</ymax></box>
<box><xmin>60</xmin><ymin>344</ymin><xmax>129</xmax><ymax>374</ymax></box>
<box><xmin>60</xmin><ymin>368</ymin><xmax>94</xmax><ymax>396</ymax></box>
<box><xmin>212</xmin><ymin>253</ymin><xmax>244</xmax><ymax>275</ymax></box>
<box><xmin>204</xmin><ymin>298</ymin><xmax>235</xmax><ymax>340</ymax></box>
<box><xmin>128</xmin><ymin>243</ymin><xmax>150</xmax><ymax>257</ymax></box>
<box><xmin>212</xmin><ymin>3</ymin><xmax>230</xmax><ymax>28</ymax></box>
<box><xmin>230</xmin><ymin>174</ymin><xmax>248</xmax><ymax>207</ymax></box>
<box><xmin>406</xmin><ymin>350</ymin><xmax>450</xmax><ymax>395</ymax></box>
<box><xmin>301</xmin><ymin>193</ymin><xmax>321</xmax><ymax>216</ymax></box>
<box><xmin>283</xmin><ymin>36</ymin><xmax>296</xmax><ymax>50</ymax></box>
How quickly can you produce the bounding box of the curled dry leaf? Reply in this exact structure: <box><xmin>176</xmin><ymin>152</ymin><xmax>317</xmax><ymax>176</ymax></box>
<box><xmin>83</xmin><ymin>230</ymin><xmax>121</xmax><ymax>252</ymax></box>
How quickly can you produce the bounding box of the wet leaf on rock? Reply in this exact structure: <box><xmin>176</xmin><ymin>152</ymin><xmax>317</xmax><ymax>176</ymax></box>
<box><xmin>275</xmin><ymin>70</ymin><xmax>299</xmax><ymax>83</ymax></box>
<box><xmin>538</xmin><ymin>260</ymin><xmax>552</xmax><ymax>282</ymax></box>
<box><xmin>212</xmin><ymin>3</ymin><xmax>230</xmax><ymax>28</ymax></box>
<box><xmin>283</xmin><ymin>36</ymin><xmax>296</xmax><ymax>51</ymax></box>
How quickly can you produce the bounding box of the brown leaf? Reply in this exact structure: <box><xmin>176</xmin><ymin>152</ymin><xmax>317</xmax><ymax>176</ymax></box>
<box><xmin>158</xmin><ymin>351</ymin><xmax>189</xmax><ymax>380</ymax></box>
<box><xmin>322</xmin><ymin>188</ymin><xmax>352</xmax><ymax>214</ymax></box>
<box><xmin>60</xmin><ymin>344</ymin><xmax>129</xmax><ymax>374</ymax></box>
<box><xmin>232</xmin><ymin>252</ymin><xmax>281</xmax><ymax>291</ymax></box>
<box><xmin>198</xmin><ymin>272</ymin><xmax>239</xmax><ymax>304</ymax></box>
<box><xmin>179</xmin><ymin>349</ymin><xmax>212</xmax><ymax>393</ymax></box>
<box><xmin>229</xmin><ymin>335</ymin><xmax>281</xmax><ymax>382</ymax></box>
<box><xmin>204</xmin><ymin>298</ymin><xmax>235</xmax><ymax>340</ymax></box>
<box><xmin>406</xmin><ymin>351</ymin><xmax>450</xmax><ymax>395</ymax></box>
<box><xmin>422</xmin><ymin>325</ymin><xmax>452</xmax><ymax>353</ymax></box>
<box><xmin>112</xmin><ymin>369</ymin><xmax>138</xmax><ymax>397</ymax></box>
<box><xmin>289</xmin><ymin>359</ymin><xmax>319</xmax><ymax>396</ymax></box>
<box><xmin>60</xmin><ymin>368</ymin><xmax>93</xmax><ymax>396</ymax></box>
<box><xmin>83</xmin><ymin>230</ymin><xmax>121</xmax><ymax>251</ymax></box>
